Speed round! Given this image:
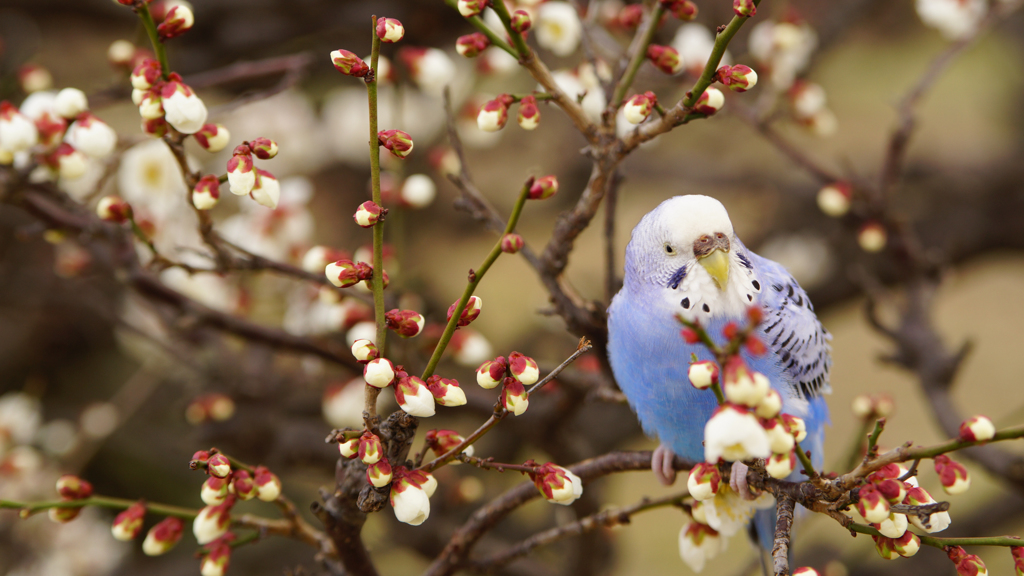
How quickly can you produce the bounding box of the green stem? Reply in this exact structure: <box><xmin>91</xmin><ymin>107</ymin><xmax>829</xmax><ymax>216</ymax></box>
<box><xmin>443</xmin><ymin>0</ymin><xmax>518</xmax><ymax>57</ymax></box>
<box><xmin>709</xmin><ymin>381</ymin><xmax>726</xmax><ymax>405</ymax></box>
<box><xmin>130</xmin><ymin>217</ymin><xmax>159</xmax><ymax>258</ymax></box>
<box><xmin>136</xmin><ymin>2</ymin><xmax>171</xmax><ymax>80</ymax></box>
<box><xmin>1</xmin><ymin>496</ymin><xmax>198</xmax><ymax>520</ymax></box>
<box><xmin>907</xmin><ymin>425</ymin><xmax>1024</xmax><ymax>460</ymax></box>
<box><xmin>792</xmin><ymin>438</ymin><xmax>818</xmax><ymax>479</ymax></box>
<box><xmin>866</xmin><ymin>418</ymin><xmax>886</xmax><ymax>456</ymax></box>
<box><xmin>681</xmin><ymin>2</ymin><xmax>760</xmax><ymax>109</ymax></box>
<box><xmin>365</xmin><ymin>16</ymin><xmax>386</xmax><ymax>424</ymax></box>
<box><xmin>611</xmin><ymin>3</ymin><xmax>666</xmax><ymax>109</ymax></box>
<box><xmin>849</xmin><ymin>523</ymin><xmax>1022</xmax><ymax>548</ymax></box>
<box><xmin>419</xmin><ymin>179</ymin><xmax>532</xmax><ymax>381</ymax></box>
<box><xmin>490</xmin><ymin>0</ymin><xmax>531</xmax><ymax>58</ymax></box>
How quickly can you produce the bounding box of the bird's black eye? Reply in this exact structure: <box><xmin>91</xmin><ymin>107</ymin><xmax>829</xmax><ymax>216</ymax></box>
<box><xmin>664</xmin><ymin>244</ymin><xmax>675</xmax><ymax>254</ymax></box>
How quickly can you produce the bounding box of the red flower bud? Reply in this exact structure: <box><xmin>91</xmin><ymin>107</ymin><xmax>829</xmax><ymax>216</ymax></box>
<box><xmin>646</xmin><ymin>45</ymin><xmax>682</xmax><ymax>75</ymax></box>
<box><xmin>447</xmin><ymin>295</ymin><xmax>482</xmax><ymax>327</ymax></box>
<box><xmin>378</xmin><ymin>129</ymin><xmax>414</xmax><ymax>159</ymax></box>
<box><xmin>733</xmin><ymin>0</ymin><xmax>756</xmax><ymax>17</ymax></box>
<box><xmin>376</xmin><ymin>17</ymin><xmax>405</xmax><ymax>43</ymax></box>
<box><xmin>511</xmin><ymin>9</ymin><xmax>532</xmax><ymax>33</ymax></box>
<box><xmin>331</xmin><ymin>49</ymin><xmax>370</xmax><ymax>77</ymax></box>
<box><xmin>456</xmin><ymin>33</ymin><xmax>491</xmax><ymax>58</ymax></box>
<box><xmin>56</xmin><ymin>475</ymin><xmax>93</xmax><ymax>500</ymax></box>
<box><xmin>501</xmin><ymin>233</ymin><xmax>525</xmax><ymax>253</ymax></box>
<box><xmin>354</xmin><ymin>200</ymin><xmax>384</xmax><ymax>228</ymax></box>
<box><xmin>528</xmin><ymin>175</ymin><xmax>558</xmax><ymax>199</ymax></box>
<box><xmin>385</xmin><ymin>309</ymin><xmax>425</xmax><ymax>338</ymax></box>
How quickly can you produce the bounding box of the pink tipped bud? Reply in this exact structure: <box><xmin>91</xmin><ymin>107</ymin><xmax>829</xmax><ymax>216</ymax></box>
<box><xmin>367</xmin><ymin>457</ymin><xmax>394</xmax><ymax>487</ymax></box>
<box><xmin>458</xmin><ymin>0</ymin><xmax>488</xmax><ymax>17</ymax></box>
<box><xmin>874</xmin><ymin>478</ymin><xmax>907</xmax><ymax>505</ymax></box>
<box><xmin>903</xmin><ymin>486</ymin><xmax>950</xmax><ymax>532</ymax></box>
<box><xmin>158</xmin><ymin>5</ymin><xmax>194</xmax><ymax>39</ymax></box>
<box><xmin>131</xmin><ymin>58</ymin><xmax>162</xmax><ymax>90</ymax></box>
<box><xmin>376</xmin><ymin>17</ymin><xmax>405</xmax><ymax>43</ymax></box>
<box><xmin>755</xmin><ymin>388</ymin><xmax>783</xmax><ymax>419</ymax></box>
<box><xmin>97</xmin><ymin>195</ymin><xmax>132</xmax><ymax>223</ymax></box>
<box><xmin>326</xmin><ymin>259</ymin><xmax>369</xmax><ymax>288</ymax></box>
<box><xmin>872</xmin><ymin>534</ymin><xmax>900</xmax><ymax>560</ymax></box>
<box><xmin>389</xmin><ymin>466</ymin><xmax>434</xmax><ymax>525</ymax></box>
<box><xmin>111</xmin><ymin>500</ymin><xmax>146</xmax><ymax>541</ymax></box>
<box><xmin>230</xmin><ymin>470</ymin><xmax>258</xmax><ymax>501</ymax></box>
<box><xmin>511</xmin><ymin>9</ymin><xmax>533</xmax><ymax>33</ymax></box>
<box><xmin>249</xmin><ymin>168</ymin><xmax>280</xmax><ymax>209</ymax></box>
<box><xmin>425</xmin><ymin>429</ymin><xmax>474</xmax><ymax>457</ymax></box>
<box><xmin>509</xmin><ymin>351</ymin><xmax>540</xmax><ymax>385</ymax></box>
<box><xmin>959</xmin><ymin>415</ymin><xmax>995</xmax><ymax>442</ymax></box>
<box><xmin>200</xmin><ymin>539</ymin><xmax>232</xmax><ymax>576</ymax></box>
<box><xmin>395</xmin><ymin>376</ymin><xmax>437</xmax><ymax>417</ymax></box>
<box><xmin>18</xmin><ymin>64</ymin><xmax>52</xmax><ymax>93</ymax></box>
<box><xmin>248</xmin><ymin>136</ymin><xmax>278</xmax><ymax>160</ymax></box>
<box><xmin>351</xmin><ymin>339</ymin><xmax>379</xmax><ymax>363</ymax></box>
<box><xmin>207</xmin><ymin>454</ymin><xmax>232</xmax><ymax>478</ymax></box>
<box><xmin>56</xmin><ymin>475</ymin><xmax>93</xmax><ymax>500</ymax></box>
<box><xmin>456</xmin><ymin>33</ymin><xmax>491</xmax><ymax>58</ymax></box>
<box><xmin>722</xmin><ymin>356</ymin><xmax>769</xmax><ymax>407</ymax></box>
<box><xmin>935</xmin><ymin>454</ymin><xmax>971</xmax><ymax>495</ymax></box>
<box><xmin>378</xmin><ymin>129</ymin><xmax>414</xmax><ymax>158</ymax></box>
<box><xmin>354</xmin><ymin>200</ymin><xmax>384</xmax><ymax>228</ymax></box>
<box><xmin>766</xmin><ymin>450</ymin><xmax>797</xmax><ymax>479</ymax></box>
<box><xmin>858</xmin><ymin>222</ymin><xmax>887</xmax><ymax>253</ymax></box>
<box><xmin>339</xmin><ymin>438</ymin><xmax>359</xmax><ymax>458</ymax></box>
<box><xmin>892</xmin><ymin>529</ymin><xmax>920</xmax><ymax>557</ymax></box>
<box><xmin>686</xmin><ymin>462</ymin><xmax>721</xmax><ymax>500</ymax></box>
<box><xmin>385</xmin><ymin>309</ymin><xmax>425</xmax><ymax>338</ymax></box>
<box><xmin>364</xmin><ymin>357</ymin><xmax>397</xmax><ymax>388</ymax></box>
<box><xmin>1012</xmin><ymin>547</ymin><xmax>1024</xmax><ymax>575</ymax></box>
<box><xmin>687</xmin><ymin>360</ymin><xmax>718</xmax><ymax>390</ymax></box>
<box><xmin>528</xmin><ymin>175</ymin><xmax>559</xmax><ymax>199</ymax></box>
<box><xmin>193</xmin><ymin>497</ymin><xmax>235</xmax><ymax>545</ymax></box>
<box><xmin>192</xmin><ymin>175</ymin><xmax>221</xmax><ymax>210</ymax></box>
<box><xmin>425</xmin><ymin>375</ymin><xmax>468</xmax><ymax>407</ymax></box>
<box><xmin>501</xmin><ymin>233</ymin><xmax>525</xmax><ymax>253</ymax></box>
<box><xmin>624</xmin><ymin>91</ymin><xmax>657</xmax><ymax>125</ymax></box>
<box><xmin>142</xmin><ymin>516</ymin><xmax>184</xmax><ymax>555</ymax></box>
<box><xmin>717</xmin><ymin>64</ymin><xmax>758</xmax><ymax>92</ymax></box>
<box><xmin>948</xmin><ymin>546</ymin><xmax>988</xmax><ymax>576</ymax></box>
<box><xmin>0</xmin><ymin>101</ymin><xmax>38</xmax><ymax>153</ymax></box>
<box><xmin>531</xmin><ymin>462</ymin><xmax>582</xmax><ymax>505</ymax></box>
<box><xmin>159</xmin><ymin>75</ymin><xmax>207</xmax><ymax>134</ymax></box>
<box><xmin>733</xmin><ymin>0</ymin><xmax>756</xmax><ymax>17</ymax></box>
<box><xmin>201</xmin><ymin>476</ymin><xmax>229</xmax><ymax>505</ymax></box>
<box><xmin>500</xmin><ymin>377</ymin><xmax>529</xmax><ymax>416</ymax></box>
<box><xmin>331</xmin><ymin>49</ymin><xmax>370</xmax><ymax>77</ymax></box>
<box><xmin>226</xmin><ymin>151</ymin><xmax>255</xmax><ymax>196</ymax></box>
<box><xmin>476</xmin><ymin>356</ymin><xmax>508</xmax><ymax>389</ymax></box>
<box><xmin>665</xmin><ymin>0</ymin><xmax>698</xmax><ymax>20</ymax></box>
<box><xmin>193</xmin><ymin>123</ymin><xmax>230</xmax><ymax>153</ymax></box>
<box><xmin>477</xmin><ymin>95</ymin><xmax>512</xmax><ymax>132</ymax></box>
<box><xmin>780</xmin><ymin>413</ymin><xmax>807</xmax><ymax>442</ymax></box>
<box><xmin>856</xmin><ymin>485</ymin><xmax>891</xmax><ymax>524</ymax></box>
<box><xmin>694</xmin><ymin>87</ymin><xmax>725</xmax><ymax>115</ymax></box>
<box><xmin>817</xmin><ymin>181</ymin><xmax>852</xmax><ymax>217</ymax></box>
<box><xmin>142</xmin><ymin>117</ymin><xmax>169</xmax><ymax>138</ymax></box>
<box><xmin>616</xmin><ymin>4</ymin><xmax>644</xmax><ymax>28</ymax></box>
<box><xmin>54</xmin><ymin>88</ymin><xmax>89</xmax><ymax>119</ymax></box>
<box><xmin>358</xmin><ymin>432</ymin><xmax>384</xmax><ymax>465</ymax></box>
<box><xmin>517</xmin><ymin>95</ymin><xmax>540</xmax><ymax>130</ymax></box>
<box><xmin>447</xmin><ymin>295</ymin><xmax>483</xmax><ymax>327</ymax></box>
<box><xmin>646</xmin><ymin>45</ymin><xmax>682</xmax><ymax>75</ymax></box>
<box><xmin>763</xmin><ymin>418</ymin><xmax>795</xmax><ymax>454</ymax></box>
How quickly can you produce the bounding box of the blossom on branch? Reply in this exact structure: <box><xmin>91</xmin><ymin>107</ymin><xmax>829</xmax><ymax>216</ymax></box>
<box><xmin>396</xmin><ymin>376</ymin><xmax>436</xmax><ymax>417</ymax></box>
<box><xmin>687</xmin><ymin>463</ymin><xmax>721</xmax><ymax>501</ymax></box>
<box><xmin>703</xmin><ymin>404</ymin><xmax>770</xmax><ymax>462</ymax></box>
<box><xmin>425</xmin><ymin>375</ymin><xmax>468</xmax><ymax>407</ymax></box>
<box><xmin>530</xmin><ymin>462</ymin><xmax>583</xmax><ymax>505</ymax></box>
<box><xmin>500</xmin><ymin>377</ymin><xmax>529</xmax><ymax>416</ymax></box>
<box><xmin>959</xmin><ymin>415</ymin><xmax>995</xmax><ymax>442</ymax></box>
<box><xmin>536</xmin><ymin>2</ymin><xmax>582</xmax><ymax>56</ymax></box>
<box><xmin>678</xmin><ymin>520</ymin><xmax>723</xmax><ymax>572</ymax></box>
<box><xmin>390</xmin><ymin>467</ymin><xmax>435</xmax><ymax>525</ymax></box>
<box><xmin>194</xmin><ymin>123</ymin><xmax>230</xmax><ymax>153</ymax></box>
<box><xmin>508</xmin><ymin>351</ymin><xmax>539</xmax><ymax>385</ymax></box>
<box><xmin>476</xmin><ymin>356</ymin><xmax>508</xmax><ymax>389</ymax></box>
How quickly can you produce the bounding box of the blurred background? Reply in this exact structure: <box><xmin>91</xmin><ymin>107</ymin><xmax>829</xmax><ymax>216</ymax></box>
<box><xmin>1</xmin><ymin>0</ymin><xmax>1023</xmax><ymax>575</ymax></box>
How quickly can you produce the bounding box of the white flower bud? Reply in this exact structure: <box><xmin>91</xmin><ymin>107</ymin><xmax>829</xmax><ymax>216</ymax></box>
<box><xmin>363</xmin><ymin>358</ymin><xmax>396</xmax><ymax>388</ymax></box>
<box><xmin>54</xmin><ymin>88</ymin><xmax>89</xmax><ymax>119</ymax></box>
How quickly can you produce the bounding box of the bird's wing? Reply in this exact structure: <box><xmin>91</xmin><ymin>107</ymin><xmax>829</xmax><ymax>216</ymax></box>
<box><xmin>746</xmin><ymin>252</ymin><xmax>832</xmax><ymax>401</ymax></box>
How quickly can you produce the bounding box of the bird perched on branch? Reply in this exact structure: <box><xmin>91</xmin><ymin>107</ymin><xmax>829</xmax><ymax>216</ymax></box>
<box><xmin>607</xmin><ymin>195</ymin><xmax>831</xmax><ymax>567</ymax></box>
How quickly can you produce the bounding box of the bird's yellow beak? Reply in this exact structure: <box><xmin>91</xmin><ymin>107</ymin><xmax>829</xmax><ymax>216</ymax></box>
<box><xmin>699</xmin><ymin>249</ymin><xmax>730</xmax><ymax>291</ymax></box>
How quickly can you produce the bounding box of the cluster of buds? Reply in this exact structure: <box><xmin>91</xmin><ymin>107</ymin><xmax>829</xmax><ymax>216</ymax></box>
<box><xmin>390</xmin><ymin>466</ymin><xmax>437</xmax><ymax>525</ymax></box>
<box><xmin>477</xmin><ymin>94</ymin><xmax>515</xmax><ymax>132</ymax></box>
<box><xmin>184</xmin><ymin>392</ymin><xmax>236</xmax><ymax>425</ymax></box>
<box><xmin>47</xmin><ymin>475</ymin><xmax>93</xmax><ymax>523</ymax></box>
<box><xmin>816</xmin><ymin>181</ymin><xmax>852</xmax><ymax>217</ymax></box>
<box><xmin>326</xmin><ymin>259</ymin><xmax>380</xmax><ymax>289</ymax></box>
<box><xmin>529</xmin><ymin>462</ymin><xmax>583</xmax><ymax>505</ymax></box>
<box><xmin>624</xmin><ymin>91</ymin><xmax>657</xmax><ymax>125</ymax></box>
<box><xmin>424</xmin><ymin>428</ymin><xmax>474</xmax><ymax>459</ymax></box>
<box><xmin>338</xmin><ymin>431</ymin><xmax>394</xmax><ymax>487</ymax></box>
<box><xmin>858</xmin><ymin>463</ymin><xmax>951</xmax><ymax>561</ymax></box>
<box><xmin>646</xmin><ymin>45</ymin><xmax>683</xmax><ymax>74</ymax></box>
<box><xmin>475</xmin><ymin>352</ymin><xmax>538</xmax><ymax>416</ymax></box>
<box><xmin>131</xmin><ymin>63</ymin><xmax>208</xmax><ymax>135</ymax></box>
<box><xmin>157</xmin><ymin>4</ymin><xmax>194</xmax><ymax>39</ymax></box>
<box><xmin>447</xmin><ymin>295</ymin><xmax>483</xmax><ymax>327</ymax></box>
<box><xmin>661</xmin><ymin>0</ymin><xmax>698</xmax><ymax>20</ymax></box>
<box><xmin>226</xmin><ymin>140</ymin><xmax>281</xmax><ymax>209</ymax></box>
<box><xmin>959</xmin><ymin>415</ymin><xmax>995</xmax><ymax>443</ymax></box>
<box><xmin>457</xmin><ymin>33</ymin><xmax>491</xmax><ymax>58</ymax></box>
<box><xmin>111</xmin><ymin>500</ymin><xmax>146</xmax><ymax>541</ymax></box>
<box><xmin>378</xmin><ymin>129</ymin><xmax>414</xmax><ymax>159</ymax></box>
<box><xmin>716</xmin><ymin>64</ymin><xmax>758</xmax><ymax>92</ymax></box>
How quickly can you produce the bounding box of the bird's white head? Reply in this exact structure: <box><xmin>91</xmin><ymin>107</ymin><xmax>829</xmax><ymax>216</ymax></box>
<box><xmin>622</xmin><ymin>195</ymin><xmax>762</xmax><ymax>321</ymax></box>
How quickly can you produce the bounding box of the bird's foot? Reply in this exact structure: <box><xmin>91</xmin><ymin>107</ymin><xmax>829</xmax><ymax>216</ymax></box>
<box><xmin>729</xmin><ymin>462</ymin><xmax>760</xmax><ymax>500</ymax></box>
<box><xmin>652</xmin><ymin>444</ymin><xmax>677</xmax><ymax>486</ymax></box>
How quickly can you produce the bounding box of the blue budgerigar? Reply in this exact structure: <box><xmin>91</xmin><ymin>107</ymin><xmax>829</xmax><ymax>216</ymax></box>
<box><xmin>607</xmin><ymin>195</ymin><xmax>831</xmax><ymax>551</ymax></box>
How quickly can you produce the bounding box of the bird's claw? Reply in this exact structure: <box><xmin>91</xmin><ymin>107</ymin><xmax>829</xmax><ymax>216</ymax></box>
<box><xmin>729</xmin><ymin>462</ymin><xmax>760</xmax><ymax>500</ymax></box>
<box><xmin>652</xmin><ymin>444</ymin><xmax>677</xmax><ymax>486</ymax></box>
